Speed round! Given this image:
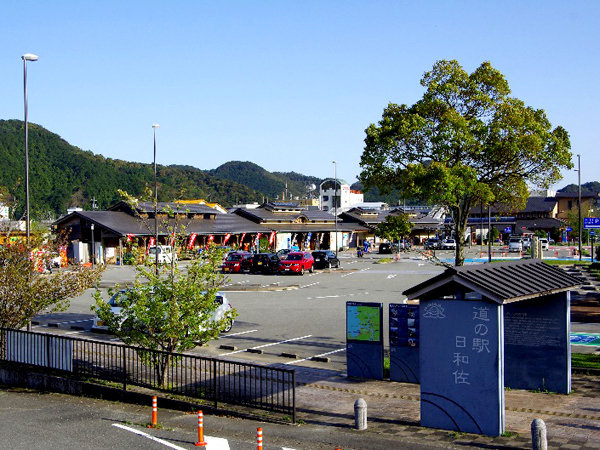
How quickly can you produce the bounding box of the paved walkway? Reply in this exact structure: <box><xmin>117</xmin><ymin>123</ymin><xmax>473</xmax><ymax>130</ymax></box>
<box><xmin>286</xmin><ymin>365</ymin><xmax>600</xmax><ymax>450</ymax></box>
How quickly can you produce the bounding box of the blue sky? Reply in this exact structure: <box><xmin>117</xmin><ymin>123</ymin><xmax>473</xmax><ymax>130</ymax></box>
<box><xmin>2</xmin><ymin>1</ymin><xmax>598</xmax><ymax>189</ymax></box>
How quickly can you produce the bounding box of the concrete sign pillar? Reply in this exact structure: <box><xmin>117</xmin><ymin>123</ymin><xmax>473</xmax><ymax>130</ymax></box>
<box><xmin>420</xmin><ymin>297</ymin><xmax>505</xmax><ymax>436</ymax></box>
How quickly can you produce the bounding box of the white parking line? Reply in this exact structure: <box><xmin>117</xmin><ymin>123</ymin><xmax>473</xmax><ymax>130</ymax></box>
<box><xmin>299</xmin><ymin>282</ymin><xmax>320</xmax><ymax>289</ymax></box>
<box><xmin>286</xmin><ymin>348</ymin><xmax>346</xmax><ymax>365</ymax></box>
<box><xmin>219</xmin><ymin>335</ymin><xmax>312</xmax><ymax>356</ymax></box>
<box><xmin>51</xmin><ymin>318</ymin><xmax>94</xmax><ymax>325</ymax></box>
<box><xmin>387</xmin><ymin>274</ymin><xmax>397</xmax><ymax>279</ymax></box>
<box><xmin>222</xmin><ymin>329</ymin><xmax>258</xmax><ymax>337</ymax></box>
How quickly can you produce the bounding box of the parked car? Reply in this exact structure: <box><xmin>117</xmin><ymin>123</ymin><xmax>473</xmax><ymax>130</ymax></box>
<box><xmin>522</xmin><ymin>237</ymin><xmax>531</xmax><ymax>250</ymax></box>
<box><xmin>221</xmin><ymin>251</ymin><xmax>253</xmax><ymax>273</ymax></box>
<box><xmin>398</xmin><ymin>239</ymin><xmax>412</xmax><ymax>251</ymax></box>
<box><xmin>92</xmin><ymin>289</ymin><xmax>234</xmax><ymax>333</ymax></box>
<box><xmin>424</xmin><ymin>238</ymin><xmax>441</xmax><ymax>250</ymax></box>
<box><xmin>276</xmin><ymin>249</ymin><xmax>292</xmax><ymax>260</ymax></box>
<box><xmin>378</xmin><ymin>243</ymin><xmax>393</xmax><ymax>254</ymax></box>
<box><xmin>250</xmin><ymin>253</ymin><xmax>280</xmax><ymax>274</ymax></box>
<box><xmin>508</xmin><ymin>237</ymin><xmax>523</xmax><ymax>252</ymax></box>
<box><xmin>312</xmin><ymin>250</ymin><xmax>340</xmax><ymax>269</ymax></box>
<box><xmin>441</xmin><ymin>239</ymin><xmax>456</xmax><ymax>250</ymax></box>
<box><xmin>278</xmin><ymin>251</ymin><xmax>314</xmax><ymax>275</ymax></box>
<box><xmin>148</xmin><ymin>245</ymin><xmax>177</xmax><ymax>264</ymax></box>
<box><xmin>539</xmin><ymin>238</ymin><xmax>549</xmax><ymax>251</ymax></box>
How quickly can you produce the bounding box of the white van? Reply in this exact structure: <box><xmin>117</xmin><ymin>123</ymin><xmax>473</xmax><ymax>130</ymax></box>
<box><xmin>508</xmin><ymin>237</ymin><xmax>523</xmax><ymax>252</ymax></box>
<box><xmin>148</xmin><ymin>245</ymin><xmax>177</xmax><ymax>264</ymax></box>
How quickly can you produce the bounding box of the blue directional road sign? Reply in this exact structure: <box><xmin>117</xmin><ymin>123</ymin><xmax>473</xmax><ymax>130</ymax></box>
<box><xmin>504</xmin><ymin>227</ymin><xmax>512</xmax><ymax>233</ymax></box>
<box><xmin>566</xmin><ymin>226</ymin><xmax>573</xmax><ymax>232</ymax></box>
<box><xmin>584</xmin><ymin>218</ymin><xmax>600</xmax><ymax>229</ymax></box>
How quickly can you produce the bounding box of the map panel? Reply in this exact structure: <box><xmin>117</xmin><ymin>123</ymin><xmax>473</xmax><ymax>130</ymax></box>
<box><xmin>347</xmin><ymin>303</ymin><xmax>381</xmax><ymax>342</ymax></box>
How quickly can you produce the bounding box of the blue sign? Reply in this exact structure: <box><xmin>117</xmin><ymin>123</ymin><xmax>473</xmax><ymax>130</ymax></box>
<box><xmin>503</xmin><ymin>227</ymin><xmax>512</xmax><ymax>233</ymax></box>
<box><xmin>592</xmin><ymin>231</ymin><xmax>596</xmax><ymax>236</ymax></box>
<box><xmin>584</xmin><ymin>218</ymin><xmax>600</xmax><ymax>229</ymax></box>
<box><xmin>566</xmin><ymin>226</ymin><xmax>573</xmax><ymax>232</ymax></box>
<box><xmin>389</xmin><ymin>304</ymin><xmax>420</xmax><ymax>383</ymax></box>
<box><xmin>346</xmin><ymin>302</ymin><xmax>384</xmax><ymax>379</ymax></box>
<box><xmin>420</xmin><ymin>299</ymin><xmax>504</xmax><ymax>436</ymax></box>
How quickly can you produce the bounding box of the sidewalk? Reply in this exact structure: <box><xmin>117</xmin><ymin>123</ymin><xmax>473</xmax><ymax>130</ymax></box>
<box><xmin>285</xmin><ymin>364</ymin><xmax>600</xmax><ymax>450</ymax></box>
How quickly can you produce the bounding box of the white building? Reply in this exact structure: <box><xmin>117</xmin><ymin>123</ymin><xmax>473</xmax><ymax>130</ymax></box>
<box><xmin>0</xmin><ymin>203</ymin><xmax>9</xmax><ymax>221</ymax></box>
<box><xmin>319</xmin><ymin>179</ymin><xmax>364</xmax><ymax>213</ymax></box>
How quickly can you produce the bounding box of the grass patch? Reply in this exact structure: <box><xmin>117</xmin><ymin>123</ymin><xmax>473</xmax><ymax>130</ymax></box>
<box><xmin>543</xmin><ymin>260</ymin><xmax>591</xmax><ymax>266</ymax></box>
<box><xmin>383</xmin><ymin>356</ymin><xmax>390</xmax><ymax>378</ymax></box>
<box><xmin>572</xmin><ymin>353</ymin><xmax>600</xmax><ymax>369</ymax></box>
<box><xmin>376</xmin><ymin>258</ymin><xmax>394</xmax><ymax>264</ymax></box>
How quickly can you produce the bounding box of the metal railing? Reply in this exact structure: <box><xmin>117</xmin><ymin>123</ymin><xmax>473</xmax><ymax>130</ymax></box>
<box><xmin>0</xmin><ymin>328</ymin><xmax>295</xmax><ymax>421</ymax></box>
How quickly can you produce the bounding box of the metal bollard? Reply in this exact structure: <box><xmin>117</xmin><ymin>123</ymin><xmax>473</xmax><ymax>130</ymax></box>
<box><xmin>354</xmin><ymin>398</ymin><xmax>367</xmax><ymax>430</ymax></box>
<box><xmin>531</xmin><ymin>418</ymin><xmax>547</xmax><ymax>450</ymax></box>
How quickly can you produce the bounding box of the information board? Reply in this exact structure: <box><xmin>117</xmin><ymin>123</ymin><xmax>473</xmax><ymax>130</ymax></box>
<box><xmin>347</xmin><ymin>303</ymin><xmax>382</xmax><ymax>342</ymax></box>
<box><xmin>389</xmin><ymin>304</ymin><xmax>420</xmax><ymax>383</ymax></box>
<box><xmin>346</xmin><ymin>302</ymin><xmax>383</xmax><ymax>379</ymax></box>
<box><xmin>584</xmin><ymin>217</ymin><xmax>600</xmax><ymax>229</ymax></box>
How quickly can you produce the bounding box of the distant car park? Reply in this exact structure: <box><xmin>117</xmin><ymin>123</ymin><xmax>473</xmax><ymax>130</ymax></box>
<box><xmin>539</xmin><ymin>238</ymin><xmax>549</xmax><ymax>251</ymax></box>
<box><xmin>312</xmin><ymin>250</ymin><xmax>340</xmax><ymax>269</ymax></box>
<box><xmin>424</xmin><ymin>238</ymin><xmax>441</xmax><ymax>250</ymax></box>
<box><xmin>441</xmin><ymin>239</ymin><xmax>456</xmax><ymax>250</ymax></box>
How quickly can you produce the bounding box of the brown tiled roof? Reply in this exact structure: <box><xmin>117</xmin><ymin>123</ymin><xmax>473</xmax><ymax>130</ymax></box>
<box><xmin>403</xmin><ymin>260</ymin><xmax>581</xmax><ymax>304</ymax></box>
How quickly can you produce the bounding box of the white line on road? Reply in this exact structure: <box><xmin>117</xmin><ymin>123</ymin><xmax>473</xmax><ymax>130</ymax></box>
<box><xmin>112</xmin><ymin>423</ymin><xmax>188</xmax><ymax>450</ymax></box>
<box><xmin>219</xmin><ymin>335</ymin><xmax>313</xmax><ymax>356</ymax></box>
<box><xmin>299</xmin><ymin>282</ymin><xmax>320</xmax><ymax>289</ymax></box>
<box><xmin>286</xmin><ymin>348</ymin><xmax>346</xmax><ymax>365</ymax></box>
<box><xmin>222</xmin><ymin>329</ymin><xmax>258</xmax><ymax>337</ymax></box>
<box><xmin>387</xmin><ymin>274</ymin><xmax>397</xmax><ymax>279</ymax></box>
<box><xmin>51</xmin><ymin>318</ymin><xmax>94</xmax><ymax>325</ymax></box>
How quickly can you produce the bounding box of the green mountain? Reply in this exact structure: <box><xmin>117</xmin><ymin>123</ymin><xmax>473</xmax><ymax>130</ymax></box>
<box><xmin>558</xmin><ymin>182</ymin><xmax>600</xmax><ymax>195</ymax></box>
<box><xmin>0</xmin><ymin>120</ymin><xmax>262</xmax><ymax>219</ymax></box>
<box><xmin>208</xmin><ymin>161</ymin><xmax>322</xmax><ymax>200</ymax></box>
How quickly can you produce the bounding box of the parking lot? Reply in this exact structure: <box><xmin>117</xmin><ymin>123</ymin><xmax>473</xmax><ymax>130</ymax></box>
<box><xmin>31</xmin><ymin>246</ymin><xmax>597</xmax><ymax>371</ymax></box>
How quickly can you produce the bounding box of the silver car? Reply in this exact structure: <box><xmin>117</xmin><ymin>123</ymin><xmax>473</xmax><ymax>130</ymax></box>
<box><xmin>92</xmin><ymin>289</ymin><xmax>234</xmax><ymax>333</ymax></box>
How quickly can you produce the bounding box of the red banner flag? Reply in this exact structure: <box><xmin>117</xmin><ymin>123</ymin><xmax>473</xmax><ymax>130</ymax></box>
<box><xmin>147</xmin><ymin>237</ymin><xmax>156</xmax><ymax>254</ymax></box>
<box><xmin>269</xmin><ymin>231</ymin><xmax>276</xmax><ymax>245</ymax></box>
<box><xmin>126</xmin><ymin>234</ymin><xmax>134</xmax><ymax>242</ymax></box>
<box><xmin>188</xmin><ymin>233</ymin><xmax>197</xmax><ymax>250</ymax></box>
<box><xmin>223</xmin><ymin>233</ymin><xmax>231</xmax><ymax>245</ymax></box>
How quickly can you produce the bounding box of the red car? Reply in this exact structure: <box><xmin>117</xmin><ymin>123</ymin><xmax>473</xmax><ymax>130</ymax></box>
<box><xmin>278</xmin><ymin>251</ymin><xmax>314</xmax><ymax>275</ymax></box>
<box><xmin>222</xmin><ymin>252</ymin><xmax>253</xmax><ymax>273</ymax></box>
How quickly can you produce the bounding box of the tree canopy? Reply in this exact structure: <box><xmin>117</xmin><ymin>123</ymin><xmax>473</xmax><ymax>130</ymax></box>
<box><xmin>360</xmin><ymin>60</ymin><xmax>573</xmax><ymax>265</ymax></box>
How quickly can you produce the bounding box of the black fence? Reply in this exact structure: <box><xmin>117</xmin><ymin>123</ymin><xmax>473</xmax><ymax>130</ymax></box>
<box><xmin>0</xmin><ymin>328</ymin><xmax>295</xmax><ymax>421</ymax></box>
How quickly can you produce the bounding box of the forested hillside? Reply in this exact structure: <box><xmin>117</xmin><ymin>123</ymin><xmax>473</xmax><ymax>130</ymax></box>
<box><xmin>0</xmin><ymin>120</ymin><xmax>262</xmax><ymax>219</ymax></box>
<box><xmin>208</xmin><ymin>161</ymin><xmax>322</xmax><ymax>200</ymax></box>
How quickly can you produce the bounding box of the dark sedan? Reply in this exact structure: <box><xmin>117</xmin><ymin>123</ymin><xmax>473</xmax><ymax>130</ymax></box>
<box><xmin>311</xmin><ymin>250</ymin><xmax>340</xmax><ymax>269</ymax></box>
<box><xmin>250</xmin><ymin>253</ymin><xmax>280</xmax><ymax>274</ymax></box>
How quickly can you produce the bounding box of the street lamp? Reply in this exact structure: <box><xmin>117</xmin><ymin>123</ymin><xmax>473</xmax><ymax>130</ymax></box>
<box><xmin>578</xmin><ymin>154</ymin><xmax>582</xmax><ymax>261</ymax></box>
<box><xmin>153</xmin><ymin>124</ymin><xmax>160</xmax><ymax>273</ymax></box>
<box><xmin>333</xmin><ymin>161</ymin><xmax>338</xmax><ymax>257</ymax></box>
<box><xmin>22</xmin><ymin>53</ymin><xmax>38</xmax><ymax>247</ymax></box>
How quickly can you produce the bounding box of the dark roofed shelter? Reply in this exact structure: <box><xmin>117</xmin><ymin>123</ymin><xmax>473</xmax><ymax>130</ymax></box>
<box><xmin>402</xmin><ymin>260</ymin><xmax>581</xmax><ymax>436</ymax></box>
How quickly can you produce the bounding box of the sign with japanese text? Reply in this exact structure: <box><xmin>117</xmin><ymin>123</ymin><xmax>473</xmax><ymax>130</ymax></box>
<box><xmin>420</xmin><ymin>298</ymin><xmax>504</xmax><ymax>436</ymax></box>
<box><xmin>584</xmin><ymin>217</ymin><xmax>600</xmax><ymax>229</ymax></box>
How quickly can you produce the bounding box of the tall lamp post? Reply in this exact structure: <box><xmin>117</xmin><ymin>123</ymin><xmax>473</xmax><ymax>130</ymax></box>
<box><xmin>333</xmin><ymin>161</ymin><xmax>338</xmax><ymax>257</ymax></box>
<box><xmin>578</xmin><ymin>154</ymin><xmax>582</xmax><ymax>261</ymax></box>
<box><xmin>22</xmin><ymin>53</ymin><xmax>38</xmax><ymax>247</ymax></box>
<box><xmin>153</xmin><ymin>124</ymin><xmax>160</xmax><ymax>273</ymax></box>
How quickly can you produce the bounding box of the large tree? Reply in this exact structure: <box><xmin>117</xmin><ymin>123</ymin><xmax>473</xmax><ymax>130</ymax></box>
<box><xmin>360</xmin><ymin>60</ymin><xmax>573</xmax><ymax>265</ymax></box>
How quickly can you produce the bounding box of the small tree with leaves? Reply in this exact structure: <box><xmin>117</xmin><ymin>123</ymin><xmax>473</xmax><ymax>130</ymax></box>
<box><xmin>93</xmin><ymin>192</ymin><xmax>235</xmax><ymax>386</ymax></box>
<box><xmin>0</xmin><ymin>229</ymin><xmax>104</xmax><ymax>331</ymax></box>
<box><xmin>375</xmin><ymin>213</ymin><xmax>413</xmax><ymax>249</ymax></box>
